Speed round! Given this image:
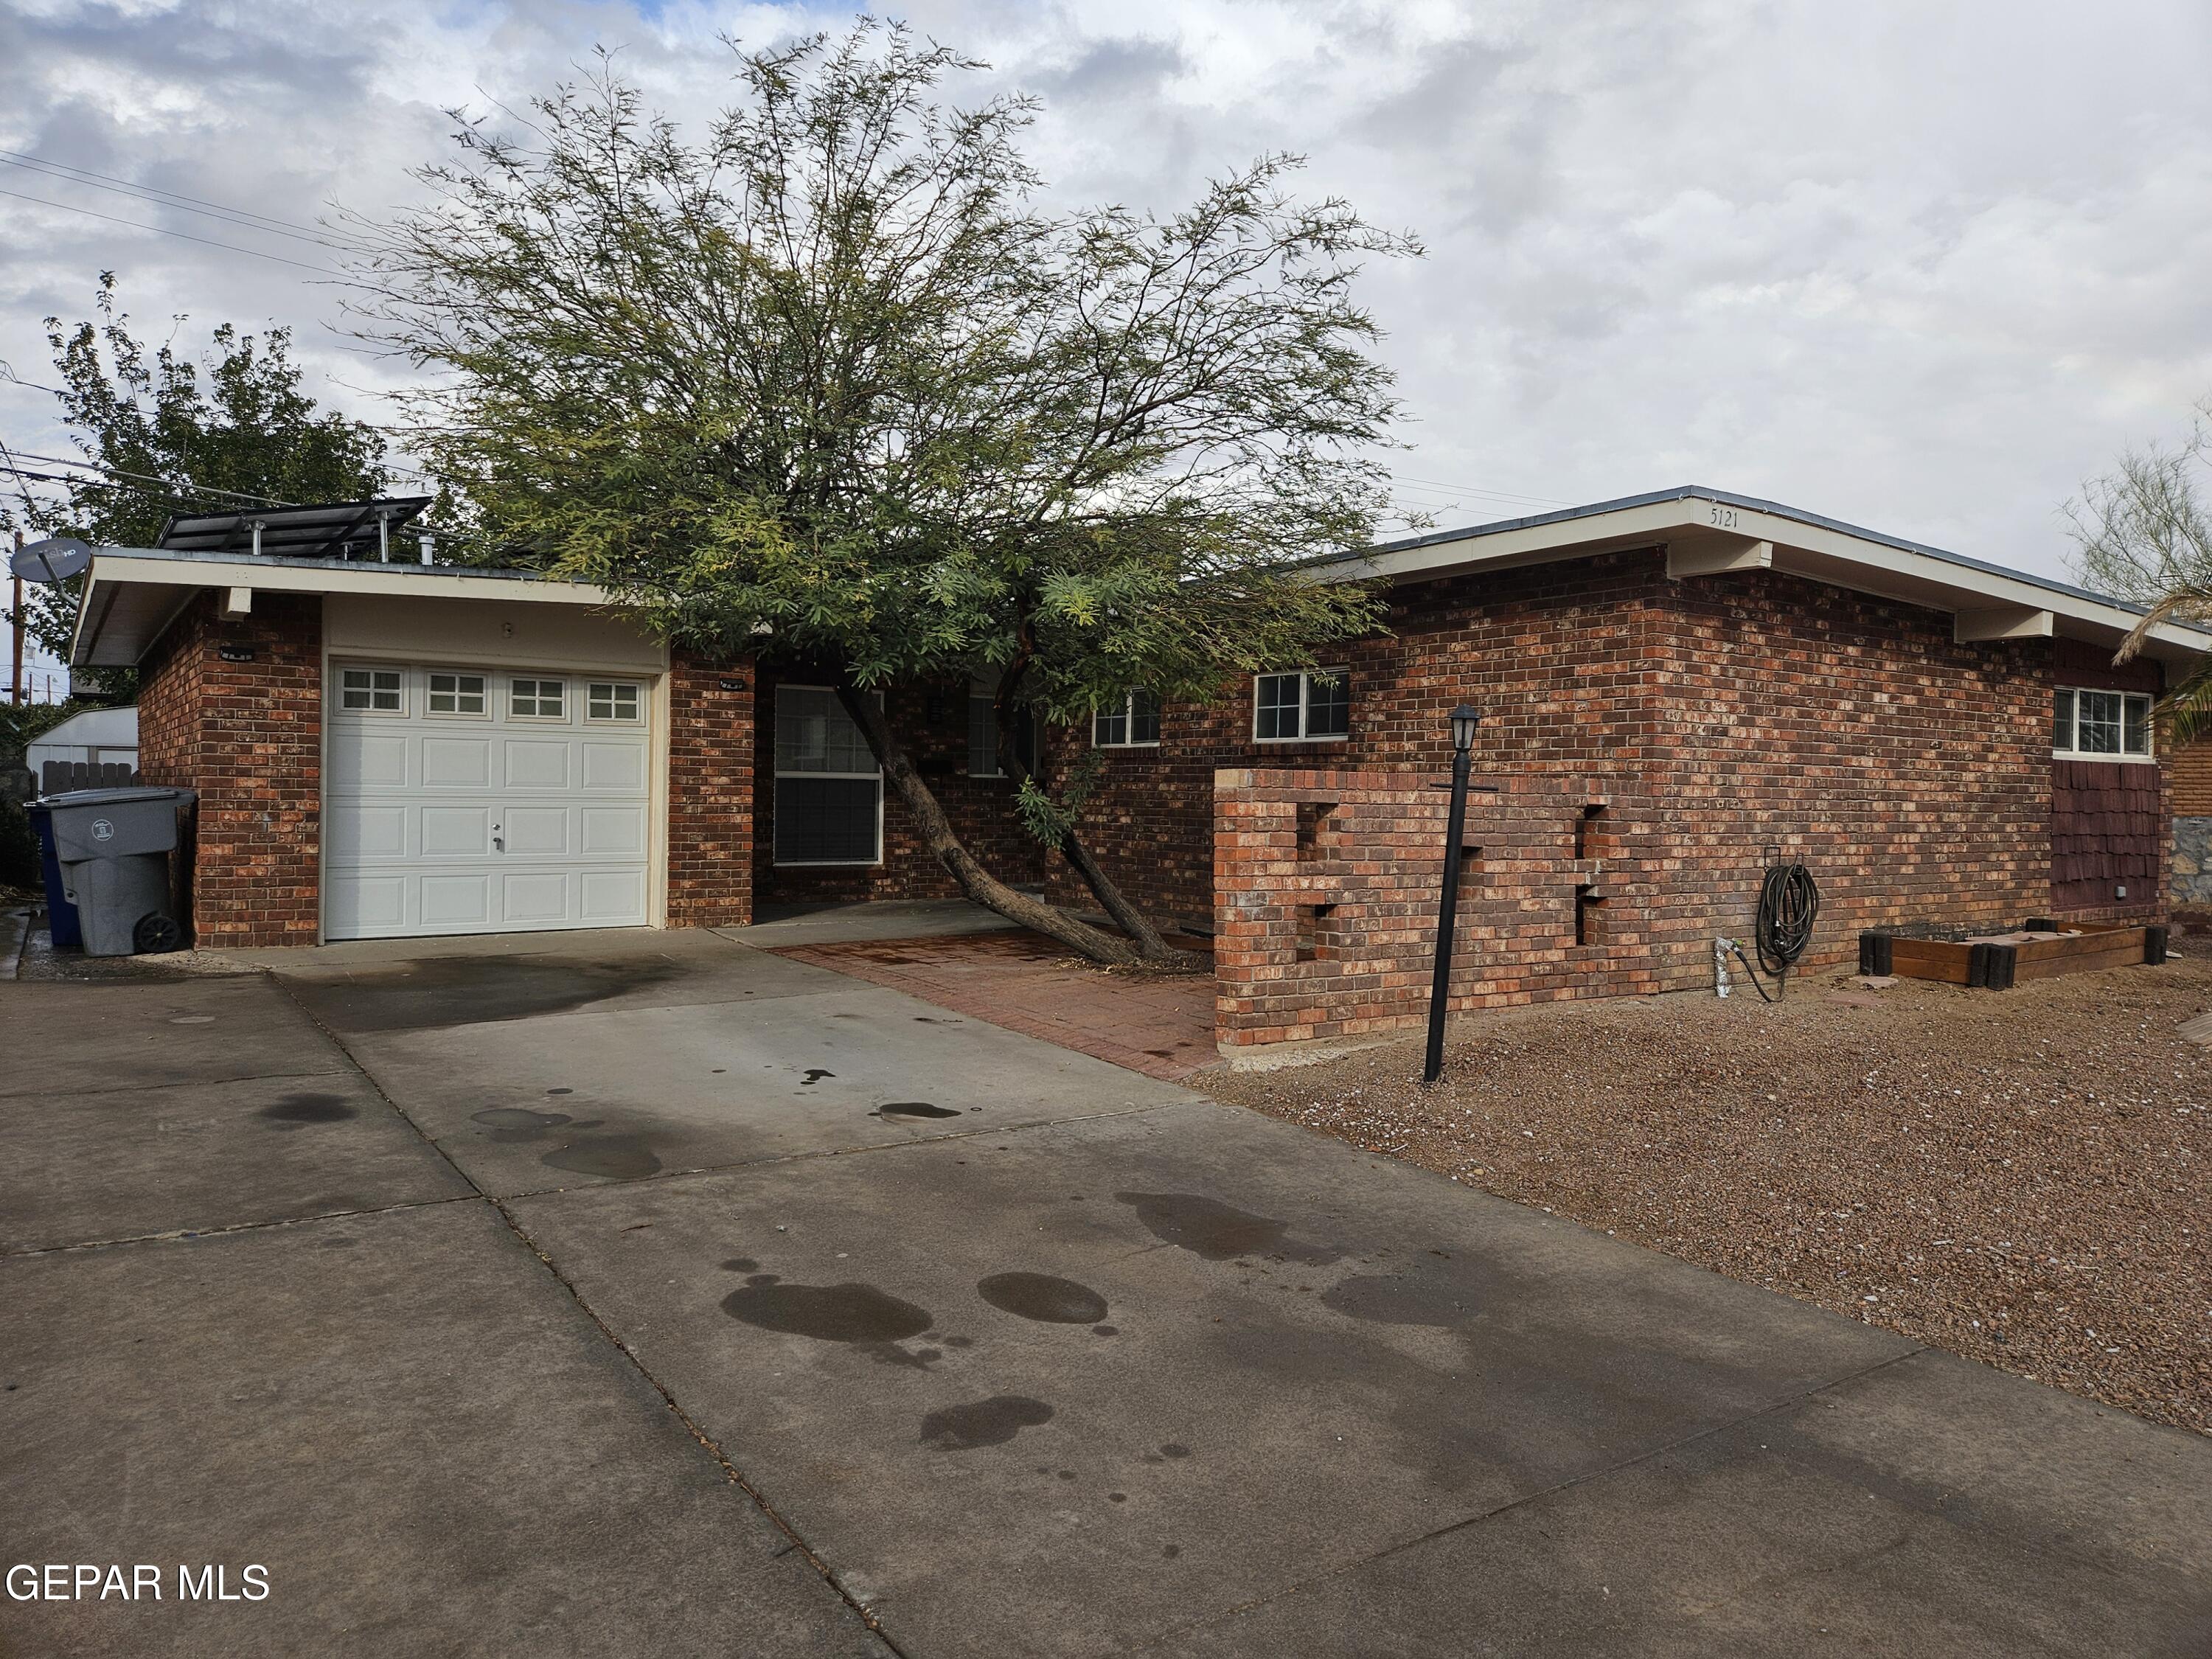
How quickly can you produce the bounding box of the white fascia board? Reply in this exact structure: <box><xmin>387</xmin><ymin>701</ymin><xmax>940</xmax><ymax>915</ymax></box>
<box><xmin>83</xmin><ymin>552</ymin><xmax>621</xmax><ymax>607</ymax></box>
<box><xmin>1337</xmin><ymin>494</ymin><xmax>2208</xmax><ymax>665</ymax></box>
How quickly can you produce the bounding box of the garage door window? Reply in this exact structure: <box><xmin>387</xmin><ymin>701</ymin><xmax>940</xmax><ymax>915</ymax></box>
<box><xmin>340</xmin><ymin>667</ymin><xmax>403</xmax><ymax>713</ymax></box>
<box><xmin>775</xmin><ymin>686</ymin><xmax>881</xmax><ymax>865</ymax></box>
<box><xmin>427</xmin><ymin>672</ymin><xmax>486</xmax><ymax>715</ymax></box>
<box><xmin>510</xmin><ymin>678</ymin><xmax>566</xmax><ymax>719</ymax></box>
<box><xmin>588</xmin><ymin>682</ymin><xmax>641</xmax><ymax>722</ymax></box>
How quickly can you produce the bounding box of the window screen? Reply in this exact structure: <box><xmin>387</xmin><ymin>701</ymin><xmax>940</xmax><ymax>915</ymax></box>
<box><xmin>1130</xmin><ymin>690</ymin><xmax>1161</xmax><ymax>745</ymax></box>
<box><xmin>511</xmin><ymin>678</ymin><xmax>566</xmax><ymax>718</ymax></box>
<box><xmin>2051</xmin><ymin>689</ymin><xmax>2074</xmax><ymax>751</ymax></box>
<box><xmin>427</xmin><ymin>672</ymin><xmax>485</xmax><ymax>715</ymax></box>
<box><xmin>775</xmin><ymin>687</ymin><xmax>881</xmax><ymax>863</ymax></box>
<box><xmin>588</xmin><ymin>682</ymin><xmax>641</xmax><ymax>722</ymax></box>
<box><xmin>1255</xmin><ymin>670</ymin><xmax>1349</xmax><ymax>740</ymax></box>
<box><xmin>340</xmin><ymin>668</ymin><xmax>402</xmax><ymax>712</ymax></box>
<box><xmin>2074</xmin><ymin>690</ymin><xmax>2122</xmax><ymax>754</ymax></box>
<box><xmin>1306</xmin><ymin>673</ymin><xmax>1349</xmax><ymax>738</ymax></box>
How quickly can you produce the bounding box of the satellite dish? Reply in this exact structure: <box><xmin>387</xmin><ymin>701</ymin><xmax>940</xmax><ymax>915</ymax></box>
<box><xmin>11</xmin><ymin>537</ymin><xmax>93</xmax><ymax>582</ymax></box>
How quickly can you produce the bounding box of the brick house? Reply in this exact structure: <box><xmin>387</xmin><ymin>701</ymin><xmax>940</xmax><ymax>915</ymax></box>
<box><xmin>71</xmin><ymin>490</ymin><xmax>2205</xmax><ymax>1032</ymax></box>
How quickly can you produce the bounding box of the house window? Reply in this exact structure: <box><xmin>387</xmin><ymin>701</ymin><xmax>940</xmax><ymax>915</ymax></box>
<box><xmin>967</xmin><ymin>678</ymin><xmax>1040</xmax><ymax>777</ymax></box>
<box><xmin>775</xmin><ymin>686</ymin><xmax>881</xmax><ymax>864</ymax></box>
<box><xmin>338</xmin><ymin>667</ymin><xmax>403</xmax><ymax>713</ymax></box>
<box><xmin>426</xmin><ymin>672</ymin><xmax>486</xmax><ymax>716</ymax></box>
<box><xmin>1253</xmin><ymin>669</ymin><xmax>1349</xmax><ymax>742</ymax></box>
<box><xmin>588</xmin><ymin>682</ymin><xmax>641</xmax><ymax>723</ymax></box>
<box><xmin>2053</xmin><ymin>687</ymin><xmax>2152</xmax><ymax>759</ymax></box>
<box><xmin>1093</xmin><ymin>690</ymin><xmax>1161</xmax><ymax>748</ymax></box>
<box><xmin>510</xmin><ymin>678</ymin><xmax>566</xmax><ymax>719</ymax></box>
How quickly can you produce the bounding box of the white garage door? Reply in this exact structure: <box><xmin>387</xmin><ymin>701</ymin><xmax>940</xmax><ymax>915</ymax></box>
<box><xmin>325</xmin><ymin>661</ymin><xmax>654</xmax><ymax>939</ymax></box>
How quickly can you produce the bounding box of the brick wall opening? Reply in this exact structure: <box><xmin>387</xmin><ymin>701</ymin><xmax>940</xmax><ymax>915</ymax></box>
<box><xmin>1458</xmin><ymin>846</ymin><xmax>1484</xmax><ymax>892</ymax></box>
<box><xmin>1294</xmin><ymin>902</ymin><xmax>1337</xmax><ymax>963</ymax></box>
<box><xmin>1575</xmin><ymin>804</ymin><xmax>1607</xmax><ymax>860</ymax></box>
<box><xmin>1573</xmin><ymin>884</ymin><xmax>1604</xmax><ymax>947</ymax></box>
<box><xmin>1296</xmin><ymin>801</ymin><xmax>1338</xmax><ymax>861</ymax></box>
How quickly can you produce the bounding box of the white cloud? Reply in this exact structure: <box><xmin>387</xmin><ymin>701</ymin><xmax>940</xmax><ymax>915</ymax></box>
<box><xmin>2</xmin><ymin>0</ymin><xmax>2209</xmax><ymax>605</ymax></box>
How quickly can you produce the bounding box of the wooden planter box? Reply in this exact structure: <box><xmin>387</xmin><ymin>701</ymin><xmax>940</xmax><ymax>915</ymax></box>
<box><xmin>1859</xmin><ymin>922</ymin><xmax>2168</xmax><ymax>990</ymax></box>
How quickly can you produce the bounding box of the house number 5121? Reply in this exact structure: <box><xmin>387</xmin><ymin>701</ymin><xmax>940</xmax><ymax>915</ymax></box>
<box><xmin>1708</xmin><ymin>504</ymin><xmax>1740</xmax><ymax>529</ymax></box>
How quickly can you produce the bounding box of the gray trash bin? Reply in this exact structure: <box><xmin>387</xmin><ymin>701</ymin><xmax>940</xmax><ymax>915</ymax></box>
<box><xmin>39</xmin><ymin>785</ymin><xmax>198</xmax><ymax>957</ymax></box>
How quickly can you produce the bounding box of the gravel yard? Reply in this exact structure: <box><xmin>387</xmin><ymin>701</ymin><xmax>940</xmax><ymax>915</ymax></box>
<box><xmin>1200</xmin><ymin>953</ymin><xmax>2212</xmax><ymax>1436</ymax></box>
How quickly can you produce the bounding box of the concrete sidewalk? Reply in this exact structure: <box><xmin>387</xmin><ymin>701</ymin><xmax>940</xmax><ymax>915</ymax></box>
<box><xmin>5</xmin><ymin>923</ymin><xmax>2210</xmax><ymax>1656</ymax></box>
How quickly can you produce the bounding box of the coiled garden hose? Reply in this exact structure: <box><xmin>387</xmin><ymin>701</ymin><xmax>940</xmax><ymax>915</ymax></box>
<box><xmin>1753</xmin><ymin>858</ymin><xmax>1820</xmax><ymax>992</ymax></box>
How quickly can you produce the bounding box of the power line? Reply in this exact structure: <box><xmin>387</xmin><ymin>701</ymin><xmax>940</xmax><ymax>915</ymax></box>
<box><xmin>0</xmin><ymin>156</ymin><xmax>350</xmax><ymax>251</ymax></box>
<box><xmin>0</xmin><ymin>147</ymin><xmax>335</xmax><ymax>240</ymax></box>
<box><xmin>4</xmin><ymin>448</ymin><xmax>296</xmax><ymax>507</ymax></box>
<box><xmin>0</xmin><ymin>185</ymin><xmax>341</xmax><ymax>276</ymax></box>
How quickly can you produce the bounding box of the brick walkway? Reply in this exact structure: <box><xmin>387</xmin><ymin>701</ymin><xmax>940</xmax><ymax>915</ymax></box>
<box><xmin>768</xmin><ymin>931</ymin><xmax>1218</xmax><ymax>1080</ymax></box>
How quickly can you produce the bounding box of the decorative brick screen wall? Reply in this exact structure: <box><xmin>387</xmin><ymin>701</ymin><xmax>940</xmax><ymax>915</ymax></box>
<box><xmin>665</xmin><ymin>655</ymin><xmax>756</xmax><ymax>926</ymax></box>
<box><xmin>1215</xmin><ymin>768</ymin><xmax>1662</xmax><ymax>1048</ymax></box>
<box><xmin>136</xmin><ymin>590</ymin><xmax>323</xmax><ymax>947</ymax></box>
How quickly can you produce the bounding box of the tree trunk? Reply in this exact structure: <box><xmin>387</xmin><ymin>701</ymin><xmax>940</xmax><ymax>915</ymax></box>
<box><xmin>993</xmin><ymin>684</ymin><xmax>1205</xmax><ymax>971</ymax></box>
<box><xmin>834</xmin><ymin>685</ymin><xmax>1156</xmax><ymax>969</ymax></box>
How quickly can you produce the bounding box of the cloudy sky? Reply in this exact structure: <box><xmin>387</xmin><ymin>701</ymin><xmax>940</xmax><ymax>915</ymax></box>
<box><xmin>4</xmin><ymin>0</ymin><xmax>2210</xmax><ymax>685</ymax></box>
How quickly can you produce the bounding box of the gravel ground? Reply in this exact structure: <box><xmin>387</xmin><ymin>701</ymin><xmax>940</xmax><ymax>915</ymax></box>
<box><xmin>1200</xmin><ymin>954</ymin><xmax>2212</xmax><ymax>1436</ymax></box>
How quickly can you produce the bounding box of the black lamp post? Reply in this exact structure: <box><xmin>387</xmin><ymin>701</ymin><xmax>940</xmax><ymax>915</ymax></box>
<box><xmin>1424</xmin><ymin>704</ymin><xmax>1482</xmax><ymax>1084</ymax></box>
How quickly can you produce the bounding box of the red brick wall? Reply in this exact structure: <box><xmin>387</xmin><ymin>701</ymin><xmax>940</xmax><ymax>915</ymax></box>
<box><xmin>1048</xmin><ymin>550</ymin><xmax>1672</xmax><ymax>930</ymax></box>
<box><xmin>752</xmin><ymin>667</ymin><xmax>1046</xmax><ymax>906</ymax></box>
<box><xmin>1216</xmin><ymin>769</ymin><xmax>1661</xmax><ymax>1046</ymax></box>
<box><xmin>136</xmin><ymin>590</ymin><xmax>322</xmax><ymax>947</ymax></box>
<box><xmin>665</xmin><ymin>655</ymin><xmax>755</xmax><ymax>926</ymax></box>
<box><xmin>1041</xmin><ymin>549</ymin><xmax>2181</xmax><ymax>1043</ymax></box>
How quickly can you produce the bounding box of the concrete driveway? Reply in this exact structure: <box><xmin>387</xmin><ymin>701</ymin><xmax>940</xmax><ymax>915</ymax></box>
<box><xmin>4</xmin><ymin>924</ymin><xmax>2209</xmax><ymax>1656</ymax></box>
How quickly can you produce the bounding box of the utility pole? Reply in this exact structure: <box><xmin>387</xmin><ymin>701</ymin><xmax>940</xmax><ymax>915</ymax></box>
<box><xmin>10</xmin><ymin>529</ymin><xmax>23</xmax><ymax>707</ymax></box>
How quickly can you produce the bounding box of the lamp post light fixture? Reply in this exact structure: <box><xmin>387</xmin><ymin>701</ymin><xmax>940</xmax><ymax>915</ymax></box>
<box><xmin>1424</xmin><ymin>704</ymin><xmax>1482</xmax><ymax>1084</ymax></box>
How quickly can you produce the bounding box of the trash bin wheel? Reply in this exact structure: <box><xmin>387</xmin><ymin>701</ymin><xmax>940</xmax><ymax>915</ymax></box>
<box><xmin>133</xmin><ymin>914</ymin><xmax>184</xmax><ymax>955</ymax></box>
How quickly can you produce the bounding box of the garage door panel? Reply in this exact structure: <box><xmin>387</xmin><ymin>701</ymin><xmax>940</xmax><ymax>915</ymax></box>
<box><xmin>332</xmin><ymin>731</ymin><xmax>410</xmax><ymax>790</ymax></box>
<box><xmin>420</xmin><ymin>874</ymin><xmax>493</xmax><ymax>928</ymax></box>
<box><xmin>326</xmin><ymin>661</ymin><xmax>653</xmax><ymax>940</ymax></box>
<box><xmin>504</xmin><ymin>807</ymin><xmax>571</xmax><ymax>857</ymax></box>
<box><xmin>580</xmin><ymin>805</ymin><xmax>647</xmax><ymax>856</ymax></box>
<box><xmin>504</xmin><ymin>740</ymin><xmax>571</xmax><ymax>789</ymax></box>
<box><xmin>501</xmin><ymin>872</ymin><xmax>571</xmax><ymax>922</ymax></box>
<box><xmin>420</xmin><ymin>806</ymin><xmax>493</xmax><ymax>857</ymax></box>
<box><xmin>329</xmin><ymin>875</ymin><xmax>407</xmax><ymax>933</ymax></box>
<box><xmin>581</xmin><ymin>741</ymin><xmax>645</xmax><ymax>791</ymax></box>
<box><xmin>580</xmin><ymin>869</ymin><xmax>646</xmax><ymax>920</ymax></box>
<box><xmin>422</xmin><ymin>735</ymin><xmax>494</xmax><ymax>788</ymax></box>
<box><xmin>330</xmin><ymin>804</ymin><xmax>408</xmax><ymax>860</ymax></box>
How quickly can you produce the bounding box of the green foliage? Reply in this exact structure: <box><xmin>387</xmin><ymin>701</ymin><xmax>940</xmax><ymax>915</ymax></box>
<box><xmin>3</xmin><ymin>273</ymin><xmax>389</xmax><ymax>688</ymax></box>
<box><xmin>358</xmin><ymin>22</ymin><xmax>1412</xmax><ymax>773</ymax></box>
<box><xmin>2079</xmin><ymin>399</ymin><xmax>2212</xmax><ymax>745</ymax></box>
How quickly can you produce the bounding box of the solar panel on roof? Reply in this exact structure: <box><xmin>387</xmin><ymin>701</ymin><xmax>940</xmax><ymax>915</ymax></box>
<box><xmin>155</xmin><ymin>497</ymin><xmax>434</xmax><ymax>560</ymax></box>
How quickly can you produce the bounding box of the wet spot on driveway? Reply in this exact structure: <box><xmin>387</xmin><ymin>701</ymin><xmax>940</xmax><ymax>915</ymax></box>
<box><xmin>722</xmin><ymin>1278</ymin><xmax>934</xmax><ymax>1344</ymax></box>
<box><xmin>976</xmin><ymin>1272</ymin><xmax>1109</xmax><ymax>1324</ymax></box>
<box><xmin>467</xmin><ymin>1107</ymin><xmax>663</xmax><ymax>1181</ymax></box>
<box><xmin>1321</xmin><ymin>1273</ymin><xmax>1481</xmax><ymax>1328</ymax></box>
<box><xmin>875</xmin><ymin>1102</ymin><xmax>960</xmax><ymax>1121</ymax></box>
<box><xmin>919</xmin><ymin>1396</ymin><xmax>1054</xmax><ymax>1450</ymax></box>
<box><xmin>257</xmin><ymin>1092</ymin><xmax>358</xmax><ymax>1125</ymax></box>
<box><xmin>1113</xmin><ymin>1192</ymin><xmax>1341</xmax><ymax>1265</ymax></box>
<box><xmin>283</xmin><ymin>954</ymin><xmax>688</xmax><ymax>1033</ymax></box>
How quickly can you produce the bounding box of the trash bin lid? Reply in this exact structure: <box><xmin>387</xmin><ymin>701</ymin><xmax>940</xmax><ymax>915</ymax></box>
<box><xmin>37</xmin><ymin>785</ymin><xmax>197</xmax><ymax>807</ymax></box>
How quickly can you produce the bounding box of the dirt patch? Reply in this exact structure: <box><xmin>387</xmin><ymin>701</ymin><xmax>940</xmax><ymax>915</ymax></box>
<box><xmin>1200</xmin><ymin>958</ymin><xmax>2212</xmax><ymax>1436</ymax></box>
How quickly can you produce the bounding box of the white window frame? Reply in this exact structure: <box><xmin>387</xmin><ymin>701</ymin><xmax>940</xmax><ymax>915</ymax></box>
<box><xmin>509</xmin><ymin>676</ymin><xmax>568</xmax><ymax>721</ymax></box>
<box><xmin>1093</xmin><ymin>690</ymin><xmax>1162</xmax><ymax>749</ymax></box>
<box><xmin>337</xmin><ymin>665</ymin><xmax>405</xmax><ymax>716</ymax></box>
<box><xmin>586</xmin><ymin>681</ymin><xmax>643</xmax><ymax>724</ymax></box>
<box><xmin>773</xmin><ymin>684</ymin><xmax>885</xmax><ymax>867</ymax></box>
<box><xmin>424</xmin><ymin>671</ymin><xmax>487</xmax><ymax>718</ymax></box>
<box><xmin>2053</xmin><ymin>686</ymin><xmax>2154</xmax><ymax>762</ymax></box>
<box><xmin>1253</xmin><ymin>668</ymin><xmax>1349</xmax><ymax>744</ymax></box>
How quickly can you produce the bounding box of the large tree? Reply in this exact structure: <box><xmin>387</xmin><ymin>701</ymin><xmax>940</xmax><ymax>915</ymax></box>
<box><xmin>3</xmin><ymin>272</ymin><xmax>389</xmax><ymax>686</ymax></box>
<box><xmin>354</xmin><ymin>24</ymin><xmax>1416</xmax><ymax>967</ymax></box>
<box><xmin>2070</xmin><ymin>398</ymin><xmax>2212</xmax><ymax>742</ymax></box>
